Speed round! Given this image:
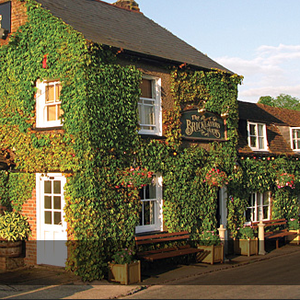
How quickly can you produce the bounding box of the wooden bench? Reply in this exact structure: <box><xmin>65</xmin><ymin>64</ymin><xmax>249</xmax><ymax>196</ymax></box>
<box><xmin>251</xmin><ymin>219</ymin><xmax>298</xmax><ymax>249</ymax></box>
<box><xmin>135</xmin><ymin>231</ymin><xmax>203</xmax><ymax>262</ymax></box>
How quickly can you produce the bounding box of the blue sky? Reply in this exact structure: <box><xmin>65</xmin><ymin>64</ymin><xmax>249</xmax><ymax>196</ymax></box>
<box><xmin>106</xmin><ymin>0</ymin><xmax>300</xmax><ymax>103</ymax></box>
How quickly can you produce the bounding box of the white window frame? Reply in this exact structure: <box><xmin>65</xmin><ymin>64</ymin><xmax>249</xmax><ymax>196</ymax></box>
<box><xmin>290</xmin><ymin>127</ymin><xmax>300</xmax><ymax>151</ymax></box>
<box><xmin>138</xmin><ymin>75</ymin><xmax>162</xmax><ymax>136</ymax></box>
<box><xmin>245</xmin><ymin>192</ymin><xmax>271</xmax><ymax>224</ymax></box>
<box><xmin>135</xmin><ymin>174</ymin><xmax>163</xmax><ymax>234</ymax></box>
<box><xmin>36</xmin><ymin>79</ymin><xmax>63</xmax><ymax>128</ymax></box>
<box><xmin>247</xmin><ymin>122</ymin><xmax>268</xmax><ymax>151</ymax></box>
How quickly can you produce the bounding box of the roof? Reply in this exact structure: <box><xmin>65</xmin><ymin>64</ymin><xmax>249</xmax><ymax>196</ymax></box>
<box><xmin>238</xmin><ymin>101</ymin><xmax>285</xmax><ymax>125</ymax></box>
<box><xmin>35</xmin><ymin>0</ymin><xmax>231</xmax><ymax>72</ymax></box>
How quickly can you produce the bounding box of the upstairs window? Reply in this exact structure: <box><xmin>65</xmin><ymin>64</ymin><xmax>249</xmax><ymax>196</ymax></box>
<box><xmin>36</xmin><ymin>80</ymin><xmax>63</xmax><ymax>128</ymax></box>
<box><xmin>245</xmin><ymin>192</ymin><xmax>271</xmax><ymax>223</ymax></box>
<box><xmin>290</xmin><ymin>128</ymin><xmax>300</xmax><ymax>151</ymax></box>
<box><xmin>138</xmin><ymin>76</ymin><xmax>162</xmax><ymax>136</ymax></box>
<box><xmin>248</xmin><ymin>122</ymin><xmax>268</xmax><ymax>151</ymax></box>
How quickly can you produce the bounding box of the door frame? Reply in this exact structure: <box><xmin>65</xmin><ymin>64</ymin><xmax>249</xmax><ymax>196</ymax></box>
<box><xmin>36</xmin><ymin>173</ymin><xmax>68</xmax><ymax>266</ymax></box>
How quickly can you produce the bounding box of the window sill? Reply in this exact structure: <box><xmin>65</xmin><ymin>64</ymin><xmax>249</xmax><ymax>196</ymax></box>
<box><xmin>33</xmin><ymin>126</ymin><xmax>64</xmax><ymax>132</ymax></box>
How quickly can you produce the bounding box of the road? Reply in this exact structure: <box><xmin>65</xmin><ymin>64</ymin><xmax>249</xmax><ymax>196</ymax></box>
<box><xmin>122</xmin><ymin>250</ymin><xmax>300</xmax><ymax>299</ymax></box>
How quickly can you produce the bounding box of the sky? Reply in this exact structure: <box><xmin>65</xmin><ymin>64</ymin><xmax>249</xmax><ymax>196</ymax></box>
<box><xmin>105</xmin><ymin>0</ymin><xmax>300</xmax><ymax>103</ymax></box>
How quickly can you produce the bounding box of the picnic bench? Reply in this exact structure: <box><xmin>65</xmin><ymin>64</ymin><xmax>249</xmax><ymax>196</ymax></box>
<box><xmin>135</xmin><ymin>231</ymin><xmax>203</xmax><ymax>262</ymax></box>
<box><xmin>250</xmin><ymin>218</ymin><xmax>298</xmax><ymax>249</ymax></box>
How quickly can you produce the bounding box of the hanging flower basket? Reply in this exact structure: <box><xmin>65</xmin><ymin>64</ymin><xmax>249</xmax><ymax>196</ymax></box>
<box><xmin>204</xmin><ymin>168</ymin><xmax>228</xmax><ymax>188</ymax></box>
<box><xmin>276</xmin><ymin>172</ymin><xmax>295</xmax><ymax>189</ymax></box>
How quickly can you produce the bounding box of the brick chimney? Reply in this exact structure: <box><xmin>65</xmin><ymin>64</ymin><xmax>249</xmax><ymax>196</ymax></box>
<box><xmin>113</xmin><ymin>0</ymin><xmax>140</xmax><ymax>12</ymax></box>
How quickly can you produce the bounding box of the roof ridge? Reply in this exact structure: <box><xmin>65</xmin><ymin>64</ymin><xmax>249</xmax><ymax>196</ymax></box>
<box><xmin>93</xmin><ymin>0</ymin><xmax>143</xmax><ymax>14</ymax></box>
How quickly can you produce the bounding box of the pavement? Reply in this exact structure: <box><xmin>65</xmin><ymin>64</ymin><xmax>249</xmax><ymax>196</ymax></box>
<box><xmin>0</xmin><ymin>243</ymin><xmax>300</xmax><ymax>299</ymax></box>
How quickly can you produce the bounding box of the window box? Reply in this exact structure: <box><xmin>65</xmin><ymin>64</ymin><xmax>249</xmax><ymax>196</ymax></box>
<box><xmin>234</xmin><ymin>238</ymin><xmax>258</xmax><ymax>256</ymax></box>
<box><xmin>196</xmin><ymin>244</ymin><xmax>224</xmax><ymax>265</ymax></box>
<box><xmin>108</xmin><ymin>260</ymin><xmax>141</xmax><ymax>285</ymax></box>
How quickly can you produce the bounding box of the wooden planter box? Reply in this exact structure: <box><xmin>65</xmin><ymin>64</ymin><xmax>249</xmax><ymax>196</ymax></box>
<box><xmin>0</xmin><ymin>241</ymin><xmax>22</xmax><ymax>258</ymax></box>
<box><xmin>286</xmin><ymin>230</ymin><xmax>300</xmax><ymax>245</ymax></box>
<box><xmin>196</xmin><ymin>244</ymin><xmax>224</xmax><ymax>265</ymax></box>
<box><xmin>108</xmin><ymin>260</ymin><xmax>141</xmax><ymax>285</ymax></box>
<box><xmin>234</xmin><ymin>238</ymin><xmax>258</xmax><ymax>256</ymax></box>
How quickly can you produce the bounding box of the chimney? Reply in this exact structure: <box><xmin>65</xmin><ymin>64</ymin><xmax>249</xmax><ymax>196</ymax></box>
<box><xmin>113</xmin><ymin>0</ymin><xmax>140</xmax><ymax>12</ymax></box>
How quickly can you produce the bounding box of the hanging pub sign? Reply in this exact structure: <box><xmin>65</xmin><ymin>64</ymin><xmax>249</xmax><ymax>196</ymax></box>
<box><xmin>181</xmin><ymin>110</ymin><xmax>226</xmax><ymax>141</ymax></box>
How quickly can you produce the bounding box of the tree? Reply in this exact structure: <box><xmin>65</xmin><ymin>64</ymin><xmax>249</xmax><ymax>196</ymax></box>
<box><xmin>258</xmin><ymin>94</ymin><xmax>300</xmax><ymax>111</ymax></box>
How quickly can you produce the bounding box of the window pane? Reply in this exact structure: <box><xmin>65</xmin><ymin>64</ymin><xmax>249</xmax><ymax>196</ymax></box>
<box><xmin>263</xmin><ymin>206</ymin><xmax>269</xmax><ymax>220</ymax></box>
<box><xmin>140</xmin><ymin>79</ymin><xmax>152</xmax><ymax>98</ymax></box>
<box><xmin>144</xmin><ymin>201</ymin><xmax>155</xmax><ymax>225</ymax></box>
<box><xmin>258</xmin><ymin>124</ymin><xmax>264</xmax><ymax>136</ymax></box>
<box><xmin>149</xmin><ymin>184</ymin><xmax>156</xmax><ymax>199</ymax></box>
<box><xmin>245</xmin><ymin>208</ymin><xmax>252</xmax><ymax>222</ymax></box>
<box><xmin>45</xmin><ymin>85</ymin><xmax>55</xmax><ymax>103</ymax></box>
<box><xmin>54</xmin><ymin>196</ymin><xmax>61</xmax><ymax>209</ymax></box>
<box><xmin>263</xmin><ymin>192</ymin><xmax>270</xmax><ymax>205</ymax></box>
<box><xmin>54</xmin><ymin>212</ymin><xmax>61</xmax><ymax>225</ymax></box>
<box><xmin>55</xmin><ymin>84</ymin><xmax>62</xmax><ymax>102</ymax></box>
<box><xmin>44</xmin><ymin>181</ymin><xmax>51</xmax><ymax>194</ymax></box>
<box><xmin>44</xmin><ymin>196</ymin><xmax>52</xmax><ymax>209</ymax></box>
<box><xmin>47</xmin><ymin>105</ymin><xmax>57</xmax><ymax>121</ymax></box>
<box><xmin>250</xmin><ymin>124</ymin><xmax>256</xmax><ymax>135</ymax></box>
<box><xmin>144</xmin><ymin>106</ymin><xmax>155</xmax><ymax>125</ymax></box>
<box><xmin>297</xmin><ymin>140</ymin><xmax>300</xmax><ymax>150</ymax></box>
<box><xmin>54</xmin><ymin>181</ymin><xmax>61</xmax><ymax>194</ymax></box>
<box><xmin>45</xmin><ymin>211</ymin><xmax>52</xmax><ymax>224</ymax></box>
<box><xmin>258</xmin><ymin>137</ymin><xmax>264</xmax><ymax>149</ymax></box>
<box><xmin>58</xmin><ymin>104</ymin><xmax>63</xmax><ymax>118</ymax></box>
<box><xmin>250</xmin><ymin>136</ymin><xmax>257</xmax><ymax>147</ymax></box>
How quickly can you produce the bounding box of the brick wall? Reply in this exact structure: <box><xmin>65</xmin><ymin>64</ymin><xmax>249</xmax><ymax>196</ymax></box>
<box><xmin>0</xmin><ymin>0</ymin><xmax>27</xmax><ymax>46</ymax></box>
<box><xmin>22</xmin><ymin>187</ymin><xmax>37</xmax><ymax>266</ymax></box>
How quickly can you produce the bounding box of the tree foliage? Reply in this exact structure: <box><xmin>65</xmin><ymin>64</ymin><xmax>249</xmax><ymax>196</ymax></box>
<box><xmin>258</xmin><ymin>94</ymin><xmax>300</xmax><ymax>111</ymax></box>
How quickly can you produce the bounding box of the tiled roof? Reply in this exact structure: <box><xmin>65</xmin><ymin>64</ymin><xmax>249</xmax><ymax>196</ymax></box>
<box><xmin>35</xmin><ymin>0</ymin><xmax>231</xmax><ymax>72</ymax></box>
<box><xmin>256</xmin><ymin>103</ymin><xmax>300</xmax><ymax>127</ymax></box>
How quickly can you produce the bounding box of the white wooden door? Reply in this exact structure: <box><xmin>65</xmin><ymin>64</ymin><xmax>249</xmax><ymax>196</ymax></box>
<box><xmin>36</xmin><ymin>174</ymin><xmax>68</xmax><ymax>267</ymax></box>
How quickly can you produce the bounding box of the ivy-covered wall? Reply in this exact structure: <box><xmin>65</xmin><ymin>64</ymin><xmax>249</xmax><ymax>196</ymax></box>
<box><xmin>2</xmin><ymin>0</ymin><xmax>298</xmax><ymax>283</ymax></box>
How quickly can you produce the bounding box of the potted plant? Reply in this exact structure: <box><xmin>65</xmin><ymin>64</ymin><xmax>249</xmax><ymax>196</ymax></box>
<box><xmin>0</xmin><ymin>211</ymin><xmax>31</xmax><ymax>258</ymax></box>
<box><xmin>287</xmin><ymin>218</ymin><xmax>300</xmax><ymax>245</ymax></box>
<box><xmin>196</xmin><ymin>230</ymin><xmax>224</xmax><ymax>264</ymax></box>
<box><xmin>276</xmin><ymin>172</ymin><xmax>295</xmax><ymax>189</ymax></box>
<box><xmin>204</xmin><ymin>168</ymin><xmax>228</xmax><ymax>188</ymax></box>
<box><xmin>234</xmin><ymin>226</ymin><xmax>258</xmax><ymax>256</ymax></box>
<box><xmin>108</xmin><ymin>248</ymin><xmax>141</xmax><ymax>285</ymax></box>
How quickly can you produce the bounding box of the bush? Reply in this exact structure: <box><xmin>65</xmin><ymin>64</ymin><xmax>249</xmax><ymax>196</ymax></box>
<box><xmin>238</xmin><ymin>226</ymin><xmax>255</xmax><ymax>240</ymax></box>
<box><xmin>198</xmin><ymin>230</ymin><xmax>221</xmax><ymax>246</ymax></box>
<box><xmin>0</xmin><ymin>212</ymin><xmax>31</xmax><ymax>242</ymax></box>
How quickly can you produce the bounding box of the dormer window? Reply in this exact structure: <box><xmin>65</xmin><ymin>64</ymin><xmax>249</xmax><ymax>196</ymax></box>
<box><xmin>138</xmin><ymin>75</ymin><xmax>162</xmax><ymax>136</ymax></box>
<box><xmin>290</xmin><ymin>128</ymin><xmax>300</xmax><ymax>151</ymax></box>
<box><xmin>248</xmin><ymin>122</ymin><xmax>268</xmax><ymax>151</ymax></box>
<box><xmin>36</xmin><ymin>79</ymin><xmax>63</xmax><ymax>128</ymax></box>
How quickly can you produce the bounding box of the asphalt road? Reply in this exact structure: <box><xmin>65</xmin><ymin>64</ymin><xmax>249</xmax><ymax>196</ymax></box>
<box><xmin>122</xmin><ymin>250</ymin><xmax>300</xmax><ymax>299</ymax></box>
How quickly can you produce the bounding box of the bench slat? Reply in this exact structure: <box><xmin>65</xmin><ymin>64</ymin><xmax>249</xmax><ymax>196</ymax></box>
<box><xmin>135</xmin><ymin>231</ymin><xmax>189</xmax><ymax>241</ymax></box>
<box><xmin>136</xmin><ymin>235</ymin><xmax>190</xmax><ymax>246</ymax></box>
<box><xmin>142</xmin><ymin>247</ymin><xmax>202</xmax><ymax>262</ymax></box>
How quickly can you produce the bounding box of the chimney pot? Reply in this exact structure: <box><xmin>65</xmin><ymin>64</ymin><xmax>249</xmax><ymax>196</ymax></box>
<box><xmin>113</xmin><ymin>0</ymin><xmax>140</xmax><ymax>12</ymax></box>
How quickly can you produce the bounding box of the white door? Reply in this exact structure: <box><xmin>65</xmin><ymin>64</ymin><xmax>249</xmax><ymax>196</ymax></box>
<box><xmin>36</xmin><ymin>174</ymin><xmax>68</xmax><ymax>267</ymax></box>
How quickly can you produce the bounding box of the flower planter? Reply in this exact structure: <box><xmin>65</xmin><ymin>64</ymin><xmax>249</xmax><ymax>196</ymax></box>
<box><xmin>196</xmin><ymin>244</ymin><xmax>224</xmax><ymax>264</ymax></box>
<box><xmin>234</xmin><ymin>238</ymin><xmax>258</xmax><ymax>256</ymax></box>
<box><xmin>286</xmin><ymin>230</ymin><xmax>300</xmax><ymax>245</ymax></box>
<box><xmin>108</xmin><ymin>260</ymin><xmax>141</xmax><ymax>285</ymax></box>
<box><xmin>0</xmin><ymin>241</ymin><xmax>22</xmax><ymax>258</ymax></box>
